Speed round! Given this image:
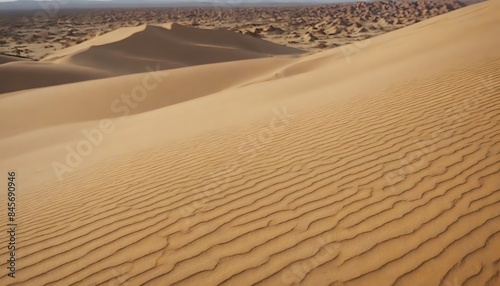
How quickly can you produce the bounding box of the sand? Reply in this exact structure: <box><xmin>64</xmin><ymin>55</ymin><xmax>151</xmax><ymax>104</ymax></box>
<box><xmin>0</xmin><ymin>0</ymin><xmax>467</xmax><ymax>60</ymax></box>
<box><xmin>0</xmin><ymin>0</ymin><xmax>499</xmax><ymax>285</ymax></box>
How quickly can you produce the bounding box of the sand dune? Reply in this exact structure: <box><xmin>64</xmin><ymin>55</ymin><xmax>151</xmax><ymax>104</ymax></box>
<box><xmin>0</xmin><ymin>55</ymin><xmax>31</xmax><ymax>64</ymax></box>
<box><xmin>0</xmin><ymin>0</ymin><xmax>499</xmax><ymax>285</ymax></box>
<box><xmin>42</xmin><ymin>23</ymin><xmax>304</xmax><ymax>75</ymax></box>
<box><xmin>0</xmin><ymin>57</ymin><xmax>297</xmax><ymax>138</ymax></box>
<box><xmin>0</xmin><ymin>61</ymin><xmax>112</xmax><ymax>93</ymax></box>
<box><xmin>0</xmin><ymin>0</ymin><xmax>467</xmax><ymax>59</ymax></box>
<box><xmin>1</xmin><ymin>23</ymin><xmax>302</xmax><ymax>94</ymax></box>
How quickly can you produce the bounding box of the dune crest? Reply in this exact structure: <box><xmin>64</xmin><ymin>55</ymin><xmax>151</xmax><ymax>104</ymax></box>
<box><xmin>0</xmin><ymin>23</ymin><xmax>304</xmax><ymax>93</ymax></box>
<box><xmin>42</xmin><ymin>23</ymin><xmax>304</xmax><ymax>75</ymax></box>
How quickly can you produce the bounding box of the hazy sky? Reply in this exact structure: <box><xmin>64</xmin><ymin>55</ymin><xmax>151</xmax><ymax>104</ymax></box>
<box><xmin>0</xmin><ymin>0</ymin><xmax>353</xmax><ymax>4</ymax></box>
<box><xmin>0</xmin><ymin>0</ymin><xmax>350</xmax><ymax>1</ymax></box>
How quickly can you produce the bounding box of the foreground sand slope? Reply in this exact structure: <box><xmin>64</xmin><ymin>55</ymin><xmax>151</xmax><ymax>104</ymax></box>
<box><xmin>1</xmin><ymin>0</ymin><xmax>499</xmax><ymax>181</ymax></box>
<box><xmin>0</xmin><ymin>0</ymin><xmax>499</xmax><ymax>285</ymax></box>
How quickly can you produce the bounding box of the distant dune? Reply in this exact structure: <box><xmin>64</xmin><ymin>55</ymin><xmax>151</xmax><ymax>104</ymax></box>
<box><xmin>0</xmin><ymin>23</ymin><xmax>303</xmax><ymax>94</ymax></box>
<box><xmin>0</xmin><ymin>0</ymin><xmax>499</xmax><ymax>285</ymax></box>
<box><xmin>42</xmin><ymin>23</ymin><xmax>304</xmax><ymax>75</ymax></box>
<box><xmin>0</xmin><ymin>0</ymin><xmax>466</xmax><ymax>60</ymax></box>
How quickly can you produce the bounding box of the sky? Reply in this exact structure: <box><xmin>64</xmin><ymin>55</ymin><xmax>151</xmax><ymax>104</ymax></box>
<box><xmin>0</xmin><ymin>0</ymin><xmax>352</xmax><ymax>5</ymax></box>
<box><xmin>0</xmin><ymin>0</ymin><xmax>357</xmax><ymax>10</ymax></box>
<box><xmin>0</xmin><ymin>0</ymin><xmax>348</xmax><ymax>2</ymax></box>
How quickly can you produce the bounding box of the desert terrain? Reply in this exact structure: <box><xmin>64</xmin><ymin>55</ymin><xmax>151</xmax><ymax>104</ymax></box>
<box><xmin>0</xmin><ymin>0</ymin><xmax>467</xmax><ymax>59</ymax></box>
<box><xmin>0</xmin><ymin>0</ymin><xmax>499</xmax><ymax>285</ymax></box>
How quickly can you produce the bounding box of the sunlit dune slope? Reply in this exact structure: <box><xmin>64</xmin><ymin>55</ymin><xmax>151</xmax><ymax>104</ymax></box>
<box><xmin>0</xmin><ymin>0</ymin><xmax>499</xmax><ymax>285</ymax></box>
